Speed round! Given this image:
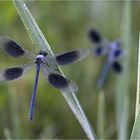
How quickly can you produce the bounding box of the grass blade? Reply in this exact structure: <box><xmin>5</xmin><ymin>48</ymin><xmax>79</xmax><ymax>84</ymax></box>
<box><xmin>12</xmin><ymin>0</ymin><xmax>96</xmax><ymax>139</ymax></box>
<box><xmin>115</xmin><ymin>0</ymin><xmax>131</xmax><ymax>139</ymax></box>
<box><xmin>131</xmin><ymin>109</ymin><xmax>140</xmax><ymax>139</ymax></box>
<box><xmin>135</xmin><ymin>32</ymin><xmax>140</xmax><ymax>120</ymax></box>
<box><xmin>130</xmin><ymin>32</ymin><xmax>140</xmax><ymax>139</ymax></box>
<box><xmin>131</xmin><ymin>104</ymin><xmax>140</xmax><ymax>139</ymax></box>
<box><xmin>97</xmin><ymin>90</ymin><xmax>105</xmax><ymax>138</ymax></box>
<box><xmin>4</xmin><ymin>128</ymin><xmax>12</xmax><ymax>140</ymax></box>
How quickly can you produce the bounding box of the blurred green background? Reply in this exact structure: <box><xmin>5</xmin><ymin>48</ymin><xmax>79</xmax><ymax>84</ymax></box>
<box><xmin>0</xmin><ymin>1</ymin><xmax>139</xmax><ymax>139</ymax></box>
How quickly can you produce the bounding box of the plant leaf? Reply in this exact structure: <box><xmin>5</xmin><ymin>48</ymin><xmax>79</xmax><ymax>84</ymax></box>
<box><xmin>130</xmin><ymin>33</ymin><xmax>140</xmax><ymax>139</ymax></box>
<box><xmin>12</xmin><ymin>0</ymin><xmax>96</xmax><ymax>139</ymax></box>
<box><xmin>115</xmin><ymin>1</ymin><xmax>131</xmax><ymax>139</ymax></box>
<box><xmin>131</xmin><ymin>106</ymin><xmax>140</xmax><ymax>139</ymax></box>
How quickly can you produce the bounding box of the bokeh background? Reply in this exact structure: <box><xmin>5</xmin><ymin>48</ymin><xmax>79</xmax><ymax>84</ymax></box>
<box><xmin>0</xmin><ymin>0</ymin><xmax>139</xmax><ymax>139</ymax></box>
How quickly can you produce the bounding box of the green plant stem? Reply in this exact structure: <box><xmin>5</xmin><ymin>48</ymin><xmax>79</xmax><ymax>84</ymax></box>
<box><xmin>97</xmin><ymin>90</ymin><xmax>105</xmax><ymax>138</ymax></box>
<box><xmin>130</xmin><ymin>32</ymin><xmax>140</xmax><ymax>139</ymax></box>
<box><xmin>131</xmin><ymin>108</ymin><xmax>140</xmax><ymax>139</ymax></box>
<box><xmin>12</xmin><ymin>0</ymin><xmax>96</xmax><ymax>139</ymax></box>
<box><xmin>4</xmin><ymin>128</ymin><xmax>12</xmax><ymax>140</ymax></box>
<box><xmin>115</xmin><ymin>0</ymin><xmax>131</xmax><ymax>139</ymax></box>
<box><xmin>8</xmin><ymin>85</ymin><xmax>20</xmax><ymax>138</ymax></box>
<box><xmin>135</xmin><ymin>32</ymin><xmax>140</xmax><ymax>120</ymax></box>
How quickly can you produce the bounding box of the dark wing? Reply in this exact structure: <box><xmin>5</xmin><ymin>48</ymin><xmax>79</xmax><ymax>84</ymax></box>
<box><xmin>48</xmin><ymin>73</ymin><xmax>78</xmax><ymax>93</ymax></box>
<box><xmin>94</xmin><ymin>45</ymin><xmax>106</xmax><ymax>56</ymax></box>
<box><xmin>41</xmin><ymin>58</ymin><xmax>78</xmax><ymax>93</ymax></box>
<box><xmin>88</xmin><ymin>29</ymin><xmax>102</xmax><ymax>44</ymax></box>
<box><xmin>0</xmin><ymin>64</ymin><xmax>33</xmax><ymax>81</ymax></box>
<box><xmin>55</xmin><ymin>48</ymin><xmax>91</xmax><ymax>65</ymax></box>
<box><xmin>0</xmin><ymin>36</ymin><xmax>35</xmax><ymax>60</ymax></box>
<box><xmin>113</xmin><ymin>48</ymin><xmax>122</xmax><ymax>58</ymax></box>
<box><xmin>111</xmin><ymin>61</ymin><xmax>122</xmax><ymax>73</ymax></box>
<box><xmin>88</xmin><ymin>29</ymin><xmax>109</xmax><ymax>56</ymax></box>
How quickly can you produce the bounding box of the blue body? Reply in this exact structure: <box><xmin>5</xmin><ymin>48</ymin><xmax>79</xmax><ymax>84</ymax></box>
<box><xmin>29</xmin><ymin>63</ymin><xmax>40</xmax><ymax>121</ymax></box>
<box><xmin>97</xmin><ymin>57</ymin><xmax>111</xmax><ymax>89</ymax></box>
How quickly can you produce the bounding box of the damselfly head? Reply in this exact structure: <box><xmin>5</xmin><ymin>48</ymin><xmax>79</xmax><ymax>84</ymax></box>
<box><xmin>39</xmin><ymin>51</ymin><xmax>47</xmax><ymax>56</ymax></box>
<box><xmin>35</xmin><ymin>51</ymin><xmax>47</xmax><ymax>64</ymax></box>
<box><xmin>36</xmin><ymin>54</ymin><xmax>45</xmax><ymax>64</ymax></box>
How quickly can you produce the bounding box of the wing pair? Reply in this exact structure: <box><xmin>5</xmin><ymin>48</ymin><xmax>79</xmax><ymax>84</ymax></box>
<box><xmin>88</xmin><ymin>29</ymin><xmax>123</xmax><ymax>73</ymax></box>
<box><xmin>88</xmin><ymin>29</ymin><xmax>109</xmax><ymax>56</ymax></box>
<box><xmin>0</xmin><ymin>36</ymin><xmax>90</xmax><ymax>83</ymax></box>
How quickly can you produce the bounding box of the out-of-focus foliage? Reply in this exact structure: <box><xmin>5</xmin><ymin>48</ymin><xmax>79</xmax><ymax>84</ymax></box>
<box><xmin>0</xmin><ymin>1</ymin><xmax>139</xmax><ymax>139</ymax></box>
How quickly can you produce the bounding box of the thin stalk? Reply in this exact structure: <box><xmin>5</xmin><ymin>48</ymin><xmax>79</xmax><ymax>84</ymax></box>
<box><xmin>12</xmin><ymin>0</ymin><xmax>96</xmax><ymax>139</ymax></box>
<box><xmin>8</xmin><ymin>85</ymin><xmax>20</xmax><ymax>138</ymax></box>
<box><xmin>4</xmin><ymin>128</ymin><xmax>12</xmax><ymax>140</ymax></box>
<box><xmin>130</xmin><ymin>32</ymin><xmax>140</xmax><ymax>139</ymax></box>
<box><xmin>97</xmin><ymin>90</ymin><xmax>105</xmax><ymax>138</ymax></box>
<box><xmin>135</xmin><ymin>32</ymin><xmax>140</xmax><ymax>119</ymax></box>
<box><xmin>115</xmin><ymin>0</ymin><xmax>131</xmax><ymax>139</ymax></box>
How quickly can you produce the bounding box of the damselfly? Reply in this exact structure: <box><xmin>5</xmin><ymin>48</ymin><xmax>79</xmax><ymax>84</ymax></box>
<box><xmin>88</xmin><ymin>29</ymin><xmax>123</xmax><ymax>89</ymax></box>
<box><xmin>0</xmin><ymin>36</ymin><xmax>90</xmax><ymax>121</ymax></box>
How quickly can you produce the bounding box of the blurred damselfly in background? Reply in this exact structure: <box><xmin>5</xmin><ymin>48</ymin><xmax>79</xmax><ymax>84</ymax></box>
<box><xmin>88</xmin><ymin>29</ymin><xmax>123</xmax><ymax>89</ymax></box>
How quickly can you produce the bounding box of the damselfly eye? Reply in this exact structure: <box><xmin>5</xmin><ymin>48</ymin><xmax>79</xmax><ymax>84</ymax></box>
<box><xmin>39</xmin><ymin>51</ymin><xmax>47</xmax><ymax>56</ymax></box>
<box><xmin>42</xmin><ymin>52</ymin><xmax>47</xmax><ymax>56</ymax></box>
